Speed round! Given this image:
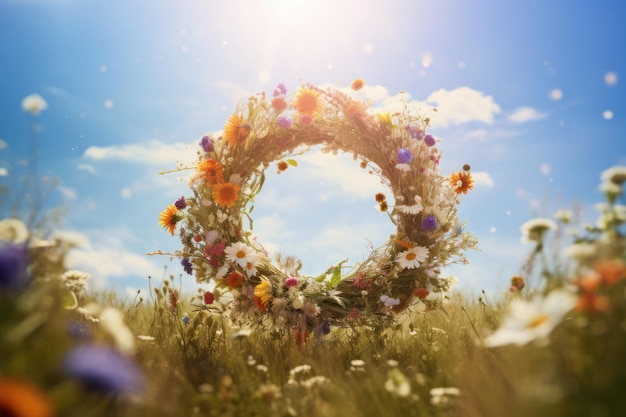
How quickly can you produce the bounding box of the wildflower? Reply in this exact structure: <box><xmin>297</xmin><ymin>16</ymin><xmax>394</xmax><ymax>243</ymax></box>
<box><xmin>484</xmin><ymin>289</ymin><xmax>577</xmax><ymax>347</ymax></box>
<box><xmin>601</xmin><ymin>165</ymin><xmax>626</xmax><ymax>185</ymax></box>
<box><xmin>302</xmin><ymin>301</ymin><xmax>320</xmax><ymax>317</ymax></box>
<box><xmin>563</xmin><ymin>242</ymin><xmax>596</xmax><ymax>262</ymax></box>
<box><xmin>378</xmin><ymin>112</ymin><xmax>392</xmax><ymax>126</ymax></box>
<box><xmin>395</xmin><ymin>246</ymin><xmax>429</xmax><ymax>269</ymax></box>
<box><xmin>277</xmin><ymin>160</ymin><xmax>289</xmax><ymax>173</ymax></box>
<box><xmin>378</xmin><ymin>200</ymin><xmax>389</xmax><ymax>212</ymax></box>
<box><xmin>159</xmin><ymin>204</ymin><xmax>181</xmax><ymax>235</ymax></box>
<box><xmin>354</xmin><ymin>272</ymin><xmax>370</xmax><ymax>289</ymax></box>
<box><xmin>61</xmin><ymin>269</ymin><xmax>91</xmax><ymax>293</ymax></box>
<box><xmin>424</xmin><ymin>134</ymin><xmax>436</xmax><ymax>147</ymax></box>
<box><xmin>553</xmin><ymin>209</ymin><xmax>572</xmax><ymax>224</ymax></box>
<box><xmin>449</xmin><ymin>170</ymin><xmax>474</xmax><ymax>194</ymax></box>
<box><xmin>63</xmin><ymin>344</ymin><xmax>144</xmax><ymax>394</ymax></box>
<box><xmin>213</xmin><ymin>182</ymin><xmax>240</xmax><ymax>208</ymax></box>
<box><xmin>285</xmin><ymin>276</ymin><xmax>298</xmax><ymax>287</ymax></box>
<box><xmin>224</xmin><ymin>242</ymin><xmax>257</xmax><ymax>268</ymax></box>
<box><xmin>300</xmin><ymin>114</ymin><xmax>313</xmax><ymax>124</ymax></box>
<box><xmin>0</xmin><ymin>244</ymin><xmax>29</xmax><ymax>292</ymax></box>
<box><xmin>273</xmin><ymin>82</ymin><xmax>287</xmax><ymax>97</ymax></box>
<box><xmin>509</xmin><ymin>276</ymin><xmax>525</xmax><ymax>292</ymax></box>
<box><xmin>253</xmin><ymin>296</ymin><xmax>267</xmax><ymax>311</ymax></box>
<box><xmin>380</xmin><ymin>294</ymin><xmax>400</xmax><ymax>306</ymax></box>
<box><xmin>182</xmin><ymin>315</ymin><xmax>190</xmax><ymax>324</ymax></box>
<box><xmin>375</xmin><ymin>192</ymin><xmax>386</xmax><ymax>203</ymax></box>
<box><xmin>224</xmin><ymin>114</ymin><xmax>250</xmax><ymax>146</ymax></box>
<box><xmin>181</xmin><ymin>258</ymin><xmax>193</xmax><ymax>275</ymax></box>
<box><xmin>351</xmin><ymin>78</ymin><xmax>365</xmax><ymax>91</ymax></box>
<box><xmin>100</xmin><ymin>307</ymin><xmax>136</xmax><ymax>355</ymax></box>
<box><xmin>384</xmin><ymin>369</ymin><xmax>411</xmax><ymax>397</ymax></box>
<box><xmin>0</xmin><ymin>218</ymin><xmax>29</xmax><ymax>243</ymax></box>
<box><xmin>292</xmin><ymin>295</ymin><xmax>304</xmax><ymax>309</ymax></box>
<box><xmin>226</xmin><ymin>271</ymin><xmax>243</xmax><ymax>288</ymax></box>
<box><xmin>277</xmin><ymin>115</ymin><xmax>292</xmax><ymax>128</ymax></box>
<box><xmin>413</xmin><ymin>287</ymin><xmax>429</xmax><ymax>299</ymax></box>
<box><xmin>199</xmin><ymin>135</ymin><xmax>214</xmax><ymax>152</ymax></box>
<box><xmin>254</xmin><ymin>277</ymin><xmax>273</xmax><ymax>306</ymax></box>
<box><xmin>520</xmin><ymin>218</ymin><xmax>556</xmax><ymax>244</ymax></box>
<box><xmin>405</xmin><ymin>123</ymin><xmax>423</xmax><ymax>139</ymax></box>
<box><xmin>197</xmin><ymin>158</ymin><xmax>224</xmax><ymax>185</ymax></box>
<box><xmin>244</xmin><ymin>261</ymin><xmax>258</xmax><ymax>277</ymax></box>
<box><xmin>594</xmin><ymin>259</ymin><xmax>626</xmax><ymax>285</ymax></box>
<box><xmin>421</xmin><ymin>215</ymin><xmax>438</xmax><ymax>231</ymax></box>
<box><xmin>294</xmin><ymin>87</ymin><xmax>320</xmax><ymax>115</ymax></box>
<box><xmin>430</xmin><ymin>387</ymin><xmax>460</xmax><ymax>406</ymax></box>
<box><xmin>174</xmin><ymin>196</ymin><xmax>187</xmax><ymax>210</ymax></box>
<box><xmin>0</xmin><ymin>379</ymin><xmax>54</xmax><ymax>417</ymax></box>
<box><xmin>203</xmin><ymin>291</ymin><xmax>215</xmax><ymax>305</ymax></box>
<box><xmin>576</xmin><ymin>288</ymin><xmax>609</xmax><ymax>313</ymax></box>
<box><xmin>395</xmin><ymin>195</ymin><xmax>423</xmax><ymax>215</ymax></box>
<box><xmin>271</xmin><ymin>96</ymin><xmax>287</xmax><ymax>112</ymax></box>
<box><xmin>397</xmin><ymin>147</ymin><xmax>413</xmax><ymax>164</ymax></box>
<box><xmin>22</xmin><ymin>93</ymin><xmax>48</xmax><ymax>115</ymax></box>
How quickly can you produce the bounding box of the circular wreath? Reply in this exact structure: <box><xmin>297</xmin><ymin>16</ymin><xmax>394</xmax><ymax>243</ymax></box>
<box><xmin>155</xmin><ymin>80</ymin><xmax>477</xmax><ymax>335</ymax></box>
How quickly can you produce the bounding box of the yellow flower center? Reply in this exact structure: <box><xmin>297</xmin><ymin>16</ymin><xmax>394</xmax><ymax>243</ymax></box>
<box><xmin>406</xmin><ymin>252</ymin><xmax>417</xmax><ymax>261</ymax></box>
<box><xmin>236</xmin><ymin>250</ymin><xmax>246</xmax><ymax>259</ymax></box>
<box><xmin>527</xmin><ymin>314</ymin><xmax>549</xmax><ymax>329</ymax></box>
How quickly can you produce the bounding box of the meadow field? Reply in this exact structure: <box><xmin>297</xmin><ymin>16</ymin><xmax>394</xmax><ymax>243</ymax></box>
<box><xmin>2</xmin><ymin>165</ymin><xmax>626</xmax><ymax>417</ymax></box>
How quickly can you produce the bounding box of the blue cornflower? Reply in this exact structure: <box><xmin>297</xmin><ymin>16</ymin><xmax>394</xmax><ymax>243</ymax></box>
<box><xmin>422</xmin><ymin>215</ymin><xmax>438</xmax><ymax>231</ymax></box>
<box><xmin>63</xmin><ymin>345</ymin><xmax>144</xmax><ymax>394</ymax></box>
<box><xmin>174</xmin><ymin>196</ymin><xmax>186</xmax><ymax>210</ymax></box>
<box><xmin>0</xmin><ymin>244</ymin><xmax>29</xmax><ymax>292</ymax></box>
<box><xmin>182</xmin><ymin>315</ymin><xmax>190</xmax><ymax>325</ymax></box>
<box><xmin>424</xmin><ymin>134</ymin><xmax>436</xmax><ymax>147</ymax></box>
<box><xmin>397</xmin><ymin>148</ymin><xmax>413</xmax><ymax>164</ymax></box>
<box><xmin>199</xmin><ymin>135</ymin><xmax>214</xmax><ymax>152</ymax></box>
<box><xmin>181</xmin><ymin>258</ymin><xmax>193</xmax><ymax>275</ymax></box>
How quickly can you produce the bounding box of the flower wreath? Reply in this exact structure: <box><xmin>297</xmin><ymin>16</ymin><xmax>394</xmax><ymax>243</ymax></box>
<box><xmin>155</xmin><ymin>80</ymin><xmax>477</xmax><ymax>335</ymax></box>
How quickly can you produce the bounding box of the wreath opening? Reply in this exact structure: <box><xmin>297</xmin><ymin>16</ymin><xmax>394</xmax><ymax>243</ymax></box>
<box><xmin>153</xmin><ymin>80</ymin><xmax>478</xmax><ymax>335</ymax></box>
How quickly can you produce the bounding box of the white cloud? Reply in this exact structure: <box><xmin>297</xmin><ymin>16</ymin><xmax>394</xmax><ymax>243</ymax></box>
<box><xmin>78</xmin><ymin>164</ymin><xmax>96</xmax><ymax>174</ymax></box>
<box><xmin>0</xmin><ymin>168</ymin><xmax>8</xmax><ymax>177</ymax></box>
<box><xmin>60</xmin><ymin>228</ymin><xmax>165</xmax><ymax>289</ymax></box>
<box><xmin>58</xmin><ymin>185</ymin><xmax>78</xmax><ymax>200</ymax></box>
<box><xmin>425</xmin><ymin>87</ymin><xmax>501</xmax><ymax>128</ymax></box>
<box><xmin>507</xmin><ymin>106</ymin><xmax>548</xmax><ymax>123</ymax></box>
<box><xmin>472</xmin><ymin>171</ymin><xmax>494</xmax><ymax>188</ymax></box>
<box><xmin>83</xmin><ymin>140</ymin><xmax>197</xmax><ymax>166</ymax></box>
<box><xmin>120</xmin><ymin>187</ymin><xmax>133</xmax><ymax>199</ymax></box>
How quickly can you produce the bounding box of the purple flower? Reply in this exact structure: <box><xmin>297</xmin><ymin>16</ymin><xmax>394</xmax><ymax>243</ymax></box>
<box><xmin>63</xmin><ymin>345</ymin><xmax>144</xmax><ymax>394</ymax></box>
<box><xmin>181</xmin><ymin>258</ymin><xmax>193</xmax><ymax>275</ymax></box>
<box><xmin>422</xmin><ymin>215</ymin><xmax>438</xmax><ymax>231</ymax></box>
<box><xmin>273</xmin><ymin>83</ymin><xmax>287</xmax><ymax>97</ymax></box>
<box><xmin>397</xmin><ymin>148</ymin><xmax>413</xmax><ymax>164</ymax></box>
<box><xmin>405</xmin><ymin>124</ymin><xmax>423</xmax><ymax>139</ymax></box>
<box><xmin>277</xmin><ymin>116</ymin><xmax>292</xmax><ymax>129</ymax></box>
<box><xmin>315</xmin><ymin>321</ymin><xmax>331</xmax><ymax>337</ymax></box>
<box><xmin>199</xmin><ymin>135</ymin><xmax>214</xmax><ymax>152</ymax></box>
<box><xmin>0</xmin><ymin>244</ymin><xmax>29</xmax><ymax>292</ymax></box>
<box><xmin>424</xmin><ymin>134</ymin><xmax>436</xmax><ymax>147</ymax></box>
<box><xmin>174</xmin><ymin>196</ymin><xmax>186</xmax><ymax>210</ymax></box>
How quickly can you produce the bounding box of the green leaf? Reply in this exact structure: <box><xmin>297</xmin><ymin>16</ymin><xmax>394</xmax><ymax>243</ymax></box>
<box><xmin>328</xmin><ymin>259</ymin><xmax>348</xmax><ymax>289</ymax></box>
<box><xmin>287</xmin><ymin>159</ymin><xmax>298</xmax><ymax>167</ymax></box>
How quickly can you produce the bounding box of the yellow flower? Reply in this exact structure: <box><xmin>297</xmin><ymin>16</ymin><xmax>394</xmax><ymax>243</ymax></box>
<box><xmin>159</xmin><ymin>204</ymin><xmax>180</xmax><ymax>235</ymax></box>
<box><xmin>213</xmin><ymin>182</ymin><xmax>240</xmax><ymax>208</ymax></box>
<box><xmin>224</xmin><ymin>114</ymin><xmax>250</xmax><ymax>146</ymax></box>
<box><xmin>197</xmin><ymin>158</ymin><xmax>224</xmax><ymax>185</ymax></box>
<box><xmin>0</xmin><ymin>379</ymin><xmax>54</xmax><ymax>417</ymax></box>
<box><xmin>254</xmin><ymin>277</ymin><xmax>273</xmax><ymax>306</ymax></box>
<box><xmin>377</xmin><ymin>112</ymin><xmax>392</xmax><ymax>126</ymax></box>
<box><xmin>294</xmin><ymin>87</ymin><xmax>320</xmax><ymax>115</ymax></box>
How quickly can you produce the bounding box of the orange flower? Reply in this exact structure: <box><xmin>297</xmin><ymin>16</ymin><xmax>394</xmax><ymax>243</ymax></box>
<box><xmin>374</xmin><ymin>192</ymin><xmax>386</xmax><ymax>203</ymax></box>
<box><xmin>277</xmin><ymin>160</ymin><xmax>289</xmax><ymax>173</ymax></box>
<box><xmin>351</xmin><ymin>78</ymin><xmax>365</xmax><ymax>91</ymax></box>
<box><xmin>224</xmin><ymin>114</ymin><xmax>251</xmax><ymax>146</ymax></box>
<box><xmin>253</xmin><ymin>296</ymin><xmax>266</xmax><ymax>311</ymax></box>
<box><xmin>213</xmin><ymin>182</ymin><xmax>240</xmax><ymax>208</ymax></box>
<box><xmin>271</xmin><ymin>96</ymin><xmax>287</xmax><ymax>112</ymax></box>
<box><xmin>395</xmin><ymin>239</ymin><xmax>414</xmax><ymax>249</ymax></box>
<box><xmin>0</xmin><ymin>379</ymin><xmax>54</xmax><ymax>417</ymax></box>
<box><xmin>225</xmin><ymin>271</ymin><xmax>243</xmax><ymax>288</ymax></box>
<box><xmin>593</xmin><ymin>259</ymin><xmax>626</xmax><ymax>285</ymax></box>
<box><xmin>197</xmin><ymin>158</ymin><xmax>224</xmax><ymax>185</ymax></box>
<box><xmin>159</xmin><ymin>204</ymin><xmax>180</xmax><ymax>235</ymax></box>
<box><xmin>294</xmin><ymin>87</ymin><xmax>320</xmax><ymax>115</ymax></box>
<box><xmin>449</xmin><ymin>171</ymin><xmax>474</xmax><ymax>194</ymax></box>
<box><xmin>413</xmin><ymin>287</ymin><xmax>430</xmax><ymax>299</ymax></box>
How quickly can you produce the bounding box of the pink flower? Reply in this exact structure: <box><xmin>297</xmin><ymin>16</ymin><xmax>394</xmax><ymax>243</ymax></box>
<box><xmin>285</xmin><ymin>277</ymin><xmax>298</xmax><ymax>287</ymax></box>
<box><xmin>300</xmin><ymin>114</ymin><xmax>313</xmax><ymax>125</ymax></box>
<box><xmin>203</xmin><ymin>291</ymin><xmax>215</xmax><ymax>305</ymax></box>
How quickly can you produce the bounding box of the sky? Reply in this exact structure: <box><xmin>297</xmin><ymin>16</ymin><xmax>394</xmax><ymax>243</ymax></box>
<box><xmin>1</xmin><ymin>0</ymin><xmax>625</xmax><ymax>298</ymax></box>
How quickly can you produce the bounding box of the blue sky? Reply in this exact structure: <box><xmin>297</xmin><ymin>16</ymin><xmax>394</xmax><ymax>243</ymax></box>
<box><xmin>1</xmin><ymin>0</ymin><xmax>624</xmax><ymax>297</ymax></box>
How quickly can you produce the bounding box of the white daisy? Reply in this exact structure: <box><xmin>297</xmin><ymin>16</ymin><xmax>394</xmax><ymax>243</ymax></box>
<box><xmin>520</xmin><ymin>218</ymin><xmax>556</xmax><ymax>244</ymax></box>
<box><xmin>224</xmin><ymin>242</ymin><xmax>257</xmax><ymax>268</ymax></box>
<box><xmin>395</xmin><ymin>195</ymin><xmax>423</xmax><ymax>215</ymax></box>
<box><xmin>484</xmin><ymin>289</ymin><xmax>576</xmax><ymax>347</ymax></box>
<box><xmin>395</xmin><ymin>246</ymin><xmax>429</xmax><ymax>269</ymax></box>
<box><xmin>601</xmin><ymin>165</ymin><xmax>626</xmax><ymax>184</ymax></box>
